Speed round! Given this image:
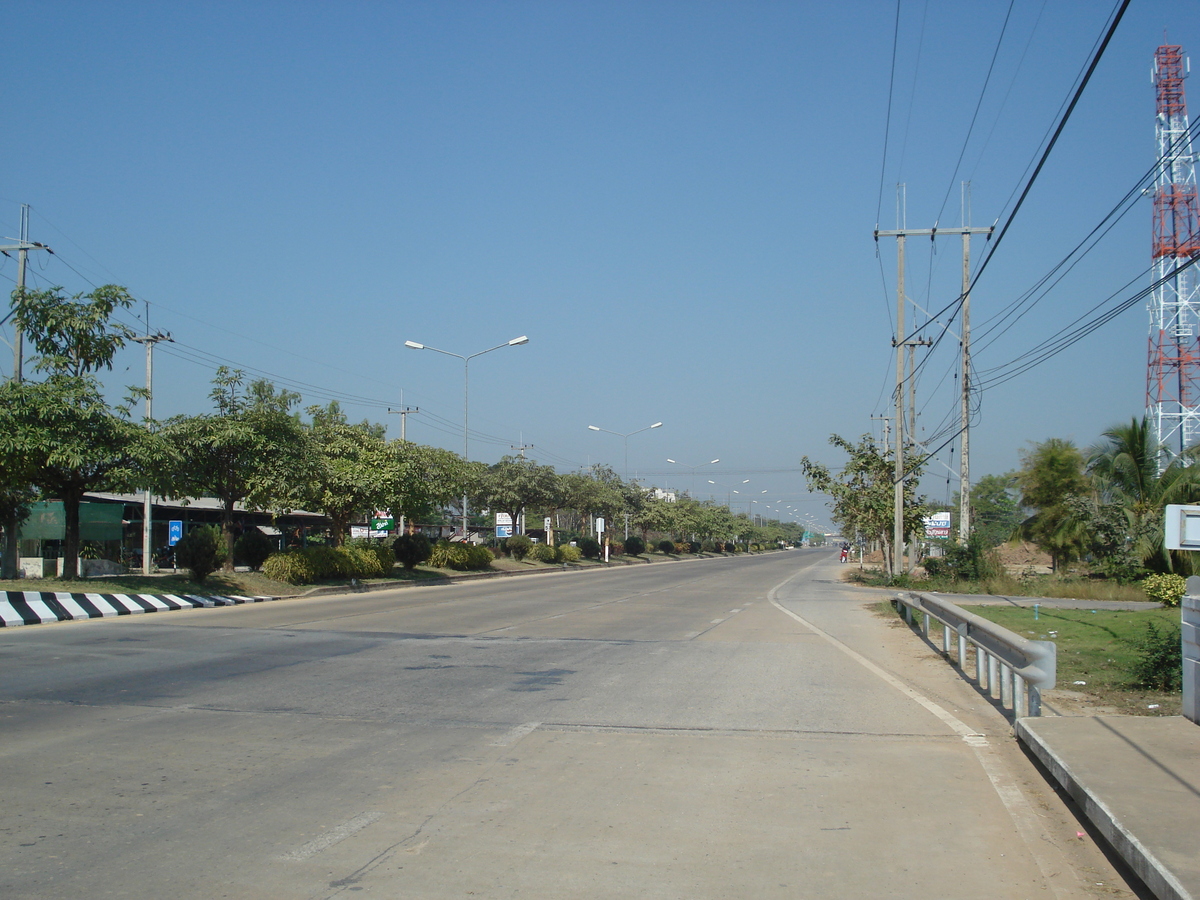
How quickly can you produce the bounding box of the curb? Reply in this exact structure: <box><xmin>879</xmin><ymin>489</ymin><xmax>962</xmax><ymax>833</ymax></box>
<box><xmin>0</xmin><ymin>590</ymin><xmax>279</xmax><ymax>628</ymax></box>
<box><xmin>1015</xmin><ymin>718</ymin><xmax>1192</xmax><ymax>900</ymax></box>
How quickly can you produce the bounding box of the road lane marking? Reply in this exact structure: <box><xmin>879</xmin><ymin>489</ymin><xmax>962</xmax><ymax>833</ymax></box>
<box><xmin>281</xmin><ymin>811</ymin><xmax>384</xmax><ymax>861</ymax></box>
<box><xmin>491</xmin><ymin>721</ymin><xmax>541</xmax><ymax>747</ymax></box>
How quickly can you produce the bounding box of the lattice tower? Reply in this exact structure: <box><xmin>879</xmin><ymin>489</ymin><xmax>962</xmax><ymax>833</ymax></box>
<box><xmin>1148</xmin><ymin>44</ymin><xmax>1200</xmax><ymax>463</ymax></box>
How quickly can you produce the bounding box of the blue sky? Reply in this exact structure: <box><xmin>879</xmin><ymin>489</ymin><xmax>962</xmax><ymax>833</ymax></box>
<box><xmin>2</xmin><ymin>1</ymin><xmax>1193</xmax><ymax>531</ymax></box>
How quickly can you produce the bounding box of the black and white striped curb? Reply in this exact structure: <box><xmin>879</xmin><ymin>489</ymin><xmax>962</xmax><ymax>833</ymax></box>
<box><xmin>0</xmin><ymin>590</ymin><xmax>278</xmax><ymax>627</ymax></box>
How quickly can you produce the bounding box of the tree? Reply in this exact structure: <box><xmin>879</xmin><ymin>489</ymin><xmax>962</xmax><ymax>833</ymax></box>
<box><xmin>389</xmin><ymin>442</ymin><xmax>479</xmax><ymax>527</ymax></box>
<box><xmin>161</xmin><ymin>368</ymin><xmax>311</xmax><ymax>570</ymax></box>
<box><xmin>1014</xmin><ymin>438</ymin><xmax>1089</xmax><ymax>572</ymax></box>
<box><xmin>801</xmin><ymin>434</ymin><xmax>926</xmax><ymax>575</ymax></box>
<box><xmin>476</xmin><ymin>456</ymin><xmax>560</xmax><ymax>533</ymax></box>
<box><xmin>303</xmin><ymin>402</ymin><xmax>393</xmax><ymax>547</ymax></box>
<box><xmin>0</xmin><ymin>285</ymin><xmax>148</xmax><ymax>579</ymax></box>
<box><xmin>1087</xmin><ymin>417</ymin><xmax>1200</xmax><ymax>573</ymax></box>
<box><xmin>970</xmin><ymin>473</ymin><xmax>1022</xmax><ymax>548</ymax></box>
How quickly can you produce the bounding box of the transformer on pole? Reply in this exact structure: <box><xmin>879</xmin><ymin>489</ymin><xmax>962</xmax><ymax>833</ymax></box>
<box><xmin>1148</xmin><ymin>44</ymin><xmax>1200</xmax><ymax>463</ymax></box>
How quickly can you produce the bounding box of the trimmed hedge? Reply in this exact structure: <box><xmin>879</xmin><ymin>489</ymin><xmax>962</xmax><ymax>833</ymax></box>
<box><xmin>261</xmin><ymin>543</ymin><xmax>392</xmax><ymax>585</ymax></box>
<box><xmin>393</xmin><ymin>533</ymin><xmax>432</xmax><ymax>570</ymax></box>
<box><xmin>624</xmin><ymin>535</ymin><xmax>645</xmax><ymax>556</ymax></box>
<box><xmin>556</xmin><ymin>544</ymin><xmax>582</xmax><ymax>563</ymax></box>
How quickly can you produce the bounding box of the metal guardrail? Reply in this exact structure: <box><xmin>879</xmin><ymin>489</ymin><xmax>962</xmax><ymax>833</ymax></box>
<box><xmin>893</xmin><ymin>592</ymin><xmax>1057</xmax><ymax>718</ymax></box>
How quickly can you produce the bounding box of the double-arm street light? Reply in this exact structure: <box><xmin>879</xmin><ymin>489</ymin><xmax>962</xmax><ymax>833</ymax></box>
<box><xmin>706</xmin><ymin>478</ymin><xmax>749</xmax><ymax>509</ymax></box>
<box><xmin>404</xmin><ymin>335</ymin><xmax>529</xmax><ymax>540</ymax></box>
<box><xmin>666</xmin><ymin>457</ymin><xmax>720</xmax><ymax>498</ymax></box>
<box><xmin>587</xmin><ymin>421</ymin><xmax>663</xmax><ymax>478</ymax></box>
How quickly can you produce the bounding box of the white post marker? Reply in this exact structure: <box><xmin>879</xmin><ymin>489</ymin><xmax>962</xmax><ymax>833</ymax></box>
<box><xmin>597</xmin><ymin>517</ymin><xmax>607</xmax><ymax>562</ymax></box>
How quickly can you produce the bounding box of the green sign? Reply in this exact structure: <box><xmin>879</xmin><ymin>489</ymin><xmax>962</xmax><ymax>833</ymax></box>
<box><xmin>370</xmin><ymin>517</ymin><xmax>394</xmax><ymax>532</ymax></box>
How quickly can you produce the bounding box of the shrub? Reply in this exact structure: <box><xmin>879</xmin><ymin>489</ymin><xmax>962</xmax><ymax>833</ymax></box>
<box><xmin>262</xmin><ymin>550</ymin><xmax>318</xmax><ymax>585</ymax></box>
<box><xmin>556</xmin><ymin>544</ymin><xmax>582</xmax><ymax>563</ymax></box>
<box><xmin>304</xmin><ymin>546</ymin><xmax>353</xmax><ymax>579</ymax></box>
<box><xmin>173</xmin><ymin>525</ymin><xmax>226</xmax><ymax>584</ymax></box>
<box><xmin>577</xmin><ymin>537</ymin><xmax>602</xmax><ymax>559</ymax></box>
<box><xmin>724</xmin><ymin>541</ymin><xmax>736</xmax><ymax>553</ymax></box>
<box><xmin>530</xmin><ymin>543</ymin><xmax>557</xmax><ymax>563</ymax></box>
<box><xmin>428</xmin><ymin>541</ymin><xmax>494</xmax><ymax>571</ymax></box>
<box><xmin>235</xmin><ymin>528</ymin><xmax>275</xmax><ymax>570</ymax></box>
<box><xmin>393</xmin><ymin>533</ymin><xmax>432</xmax><ymax>570</ymax></box>
<box><xmin>609</xmin><ymin>540</ymin><xmax>624</xmax><ymax>556</ymax></box>
<box><xmin>1143</xmin><ymin>573</ymin><xmax>1187</xmax><ymax>607</ymax></box>
<box><xmin>344</xmin><ymin>544</ymin><xmax>384</xmax><ymax>578</ymax></box>
<box><xmin>688</xmin><ymin>540</ymin><xmax>702</xmax><ymax>554</ymax></box>
<box><xmin>1128</xmin><ymin>619</ymin><xmax>1182</xmax><ymax>690</ymax></box>
<box><xmin>657</xmin><ymin>540</ymin><xmax>676</xmax><ymax>554</ymax></box>
<box><xmin>506</xmin><ymin>534</ymin><xmax>533</xmax><ymax>561</ymax></box>
<box><xmin>624</xmin><ymin>535</ymin><xmax>646</xmax><ymax>556</ymax></box>
<box><xmin>346</xmin><ymin>539</ymin><xmax>393</xmax><ymax>575</ymax></box>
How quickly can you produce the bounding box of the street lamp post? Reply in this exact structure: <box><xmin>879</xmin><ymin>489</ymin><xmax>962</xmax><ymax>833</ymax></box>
<box><xmin>586</xmin><ymin>421</ymin><xmax>662</xmax><ymax>478</ymax></box>
<box><xmin>706</xmin><ymin>478</ymin><xmax>749</xmax><ymax>508</ymax></box>
<box><xmin>405</xmin><ymin>335</ymin><xmax>529</xmax><ymax>540</ymax></box>
<box><xmin>666</xmin><ymin>457</ymin><xmax>720</xmax><ymax>498</ymax></box>
<box><xmin>587</xmin><ymin>421</ymin><xmax>663</xmax><ymax>539</ymax></box>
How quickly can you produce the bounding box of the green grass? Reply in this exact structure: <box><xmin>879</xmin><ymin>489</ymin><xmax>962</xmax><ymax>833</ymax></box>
<box><xmin>849</xmin><ymin>568</ymin><xmax>1150</xmax><ymax>603</ymax></box>
<box><xmin>880</xmin><ymin>598</ymin><xmax>1183</xmax><ymax>715</ymax></box>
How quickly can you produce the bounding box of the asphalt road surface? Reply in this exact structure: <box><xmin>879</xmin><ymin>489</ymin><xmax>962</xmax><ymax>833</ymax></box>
<box><xmin>0</xmin><ymin>550</ymin><xmax>1137</xmax><ymax>899</ymax></box>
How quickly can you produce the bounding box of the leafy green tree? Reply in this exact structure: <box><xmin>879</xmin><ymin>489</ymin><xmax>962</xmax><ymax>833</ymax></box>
<box><xmin>390</xmin><ymin>442</ymin><xmax>479</xmax><ymax>526</ymax></box>
<box><xmin>801</xmin><ymin>434</ymin><xmax>926</xmax><ymax>574</ymax></box>
<box><xmin>969</xmin><ymin>473</ymin><xmax>1022</xmax><ymax>548</ymax></box>
<box><xmin>1015</xmin><ymin>438</ymin><xmax>1089</xmax><ymax>572</ymax></box>
<box><xmin>161</xmin><ymin>368</ymin><xmax>311</xmax><ymax>570</ymax></box>
<box><xmin>477</xmin><ymin>456</ymin><xmax>560</xmax><ymax>534</ymax></box>
<box><xmin>0</xmin><ymin>284</ymin><xmax>150</xmax><ymax>579</ymax></box>
<box><xmin>0</xmin><ymin>474</ymin><xmax>36</xmax><ymax>580</ymax></box>
<box><xmin>1087</xmin><ymin>417</ymin><xmax>1200</xmax><ymax>573</ymax></box>
<box><xmin>303</xmin><ymin>402</ymin><xmax>393</xmax><ymax>547</ymax></box>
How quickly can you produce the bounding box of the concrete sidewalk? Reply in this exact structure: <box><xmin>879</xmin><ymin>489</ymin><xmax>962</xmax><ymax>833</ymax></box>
<box><xmin>1017</xmin><ymin>715</ymin><xmax>1200</xmax><ymax>900</ymax></box>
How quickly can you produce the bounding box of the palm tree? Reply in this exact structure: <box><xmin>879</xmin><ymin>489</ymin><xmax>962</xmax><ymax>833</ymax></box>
<box><xmin>1087</xmin><ymin>417</ymin><xmax>1200</xmax><ymax>573</ymax></box>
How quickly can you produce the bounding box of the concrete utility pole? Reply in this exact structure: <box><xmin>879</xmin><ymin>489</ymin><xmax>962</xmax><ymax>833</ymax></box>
<box><xmin>131</xmin><ymin>304</ymin><xmax>172</xmax><ymax>576</ymax></box>
<box><xmin>387</xmin><ymin>403</ymin><xmax>419</xmax><ymax>535</ymax></box>
<box><xmin>387</xmin><ymin>406</ymin><xmax>419</xmax><ymax>441</ymax></box>
<box><xmin>875</xmin><ymin>215</ymin><xmax>992</xmax><ymax>574</ymax></box>
<box><xmin>1</xmin><ymin>205</ymin><xmax>54</xmax><ymax>383</ymax></box>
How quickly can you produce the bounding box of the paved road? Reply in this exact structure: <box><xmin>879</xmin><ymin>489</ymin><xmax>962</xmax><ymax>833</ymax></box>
<box><xmin>0</xmin><ymin>551</ymin><xmax>1136</xmax><ymax>899</ymax></box>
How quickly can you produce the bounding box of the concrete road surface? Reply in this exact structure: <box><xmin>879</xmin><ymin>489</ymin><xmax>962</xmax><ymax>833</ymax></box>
<box><xmin>0</xmin><ymin>551</ymin><xmax>1136</xmax><ymax>899</ymax></box>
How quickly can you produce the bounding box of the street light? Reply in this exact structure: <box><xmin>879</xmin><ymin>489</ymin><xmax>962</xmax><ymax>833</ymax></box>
<box><xmin>405</xmin><ymin>335</ymin><xmax>529</xmax><ymax>540</ymax></box>
<box><xmin>706</xmin><ymin>478</ymin><xmax>749</xmax><ymax>508</ymax></box>
<box><xmin>586</xmin><ymin>421</ymin><xmax>662</xmax><ymax>478</ymax></box>
<box><xmin>666</xmin><ymin>457</ymin><xmax>720</xmax><ymax>497</ymax></box>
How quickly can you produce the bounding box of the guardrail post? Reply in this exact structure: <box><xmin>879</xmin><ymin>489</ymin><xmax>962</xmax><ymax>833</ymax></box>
<box><xmin>1028</xmin><ymin>684</ymin><xmax>1041</xmax><ymax>717</ymax></box>
<box><xmin>987</xmin><ymin>653</ymin><xmax>997</xmax><ymax>697</ymax></box>
<box><xmin>942</xmin><ymin>621</ymin><xmax>952</xmax><ymax>654</ymax></box>
<box><xmin>922</xmin><ymin>610</ymin><xmax>929</xmax><ymax>637</ymax></box>
<box><xmin>957</xmin><ymin>626</ymin><xmax>968</xmax><ymax>668</ymax></box>
<box><xmin>1013</xmin><ymin>674</ymin><xmax>1027</xmax><ymax>718</ymax></box>
<box><xmin>976</xmin><ymin>646</ymin><xmax>986</xmax><ymax>687</ymax></box>
<box><xmin>999</xmin><ymin>662</ymin><xmax>1011</xmax><ymax>708</ymax></box>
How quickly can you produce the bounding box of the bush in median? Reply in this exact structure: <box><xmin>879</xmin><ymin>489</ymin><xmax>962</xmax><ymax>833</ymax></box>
<box><xmin>174</xmin><ymin>525</ymin><xmax>226</xmax><ymax>584</ymax></box>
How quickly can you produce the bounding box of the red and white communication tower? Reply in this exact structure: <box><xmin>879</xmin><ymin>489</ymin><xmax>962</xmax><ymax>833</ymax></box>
<box><xmin>1148</xmin><ymin>44</ymin><xmax>1200</xmax><ymax>461</ymax></box>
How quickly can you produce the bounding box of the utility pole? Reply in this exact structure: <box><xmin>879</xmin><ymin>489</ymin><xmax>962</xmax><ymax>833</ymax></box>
<box><xmin>131</xmin><ymin>303</ymin><xmax>172</xmax><ymax>576</ymax></box>
<box><xmin>1</xmin><ymin>205</ymin><xmax>54</xmax><ymax>383</ymax></box>
<box><xmin>387</xmin><ymin>403</ymin><xmax>419</xmax><ymax>535</ymax></box>
<box><xmin>876</xmin><ymin>216</ymin><xmax>992</xmax><ymax>573</ymax></box>
<box><xmin>387</xmin><ymin>405</ymin><xmax>419</xmax><ymax>441</ymax></box>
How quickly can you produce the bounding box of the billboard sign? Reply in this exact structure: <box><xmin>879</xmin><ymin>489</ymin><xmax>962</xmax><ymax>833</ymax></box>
<box><xmin>923</xmin><ymin>511</ymin><xmax>952</xmax><ymax>538</ymax></box>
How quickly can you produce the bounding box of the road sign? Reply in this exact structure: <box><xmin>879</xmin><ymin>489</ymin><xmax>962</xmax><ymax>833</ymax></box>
<box><xmin>168</xmin><ymin>520</ymin><xmax>183</xmax><ymax>546</ymax></box>
<box><xmin>923</xmin><ymin>511</ymin><xmax>951</xmax><ymax>538</ymax></box>
<box><xmin>596</xmin><ymin>517</ymin><xmax>605</xmax><ymax>534</ymax></box>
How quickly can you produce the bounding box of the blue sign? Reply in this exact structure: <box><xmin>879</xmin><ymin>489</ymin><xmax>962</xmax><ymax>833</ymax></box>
<box><xmin>495</xmin><ymin>525</ymin><xmax>513</xmax><ymax>538</ymax></box>
<box><xmin>168</xmin><ymin>520</ymin><xmax>183</xmax><ymax>546</ymax></box>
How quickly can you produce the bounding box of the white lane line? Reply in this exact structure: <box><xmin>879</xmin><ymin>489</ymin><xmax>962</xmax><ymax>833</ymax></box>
<box><xmin>280</xmin><ymin>811</ymin><xmax>384</xmax><ymax>861</ymax></box>
<box><xmin>710</xmin><ymin>619</ymin><xmax>725</xmax><ymax>624</ymax></box>
<box><xmin>767</xmin><ymin>572</ymin><xmax>1083</xmax><ymax>900</ymax></box>
<box><xmin>491</xmin><ymin>721</ymin><xmax>541</xmax><ymax>747</ymax></box>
